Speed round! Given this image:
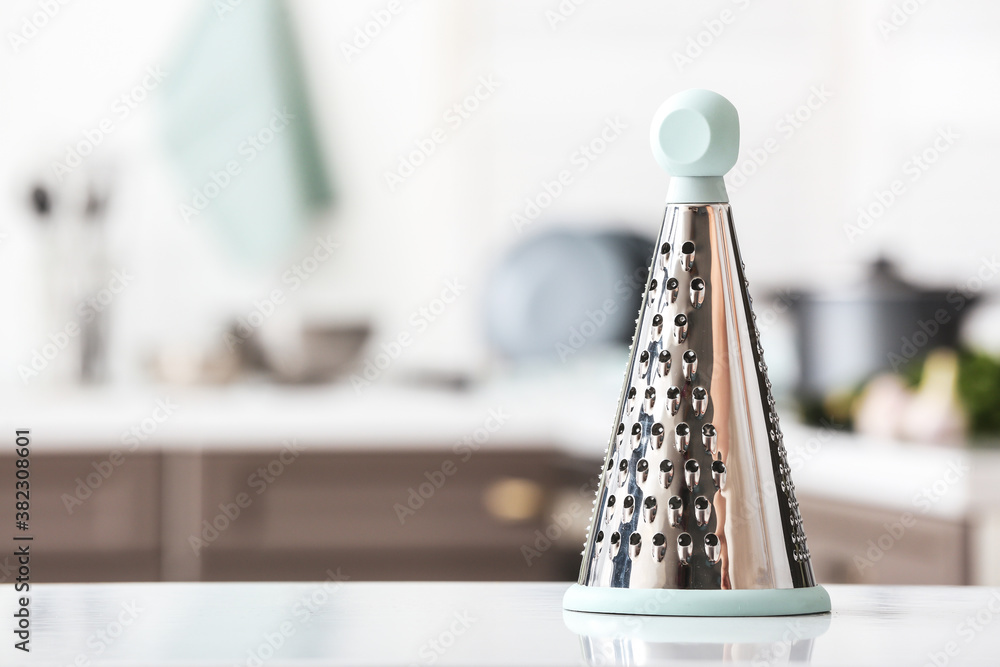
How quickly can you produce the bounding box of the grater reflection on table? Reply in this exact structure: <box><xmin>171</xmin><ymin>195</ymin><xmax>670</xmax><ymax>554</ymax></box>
<box><xmin>564</xmin><ymin>90</ymin><xmax>830</xmax><ymax>617</ymax></box>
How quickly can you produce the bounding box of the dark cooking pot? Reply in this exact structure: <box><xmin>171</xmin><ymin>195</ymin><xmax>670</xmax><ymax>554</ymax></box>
<box><xmin>789</xmin><ymin>258</ymin><xmax>978</xmax><ymax>400</ymax></box>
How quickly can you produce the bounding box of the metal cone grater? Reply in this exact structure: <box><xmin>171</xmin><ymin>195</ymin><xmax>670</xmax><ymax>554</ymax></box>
<box><xmin>564</xmin><ymin>90</ymin><xmax>830</xmax><ymax>616</ymax></box>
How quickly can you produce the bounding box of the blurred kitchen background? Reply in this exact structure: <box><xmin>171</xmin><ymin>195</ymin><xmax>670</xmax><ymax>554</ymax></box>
<box><xmin>1</xmin><ymin>0</ymin><xmax>1000</xmax><ymax>586</ymax></box>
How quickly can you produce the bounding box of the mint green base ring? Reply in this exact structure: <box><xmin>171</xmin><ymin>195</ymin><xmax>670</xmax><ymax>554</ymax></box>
<box><xmin>563</xmin><ymin>584</ymin><xmax>831</xmax><ymax>617</ymax></box>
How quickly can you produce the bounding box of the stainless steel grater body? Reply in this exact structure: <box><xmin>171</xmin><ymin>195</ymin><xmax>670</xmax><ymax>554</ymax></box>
<box><xmin>576</xmin><ymin>202</ymin><xmax>816</xmax><ymax>593</ymax></box>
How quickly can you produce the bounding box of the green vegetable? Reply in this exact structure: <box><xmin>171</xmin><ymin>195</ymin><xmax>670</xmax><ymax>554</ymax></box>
<box><xmin>800</xmin><ymin>347</ymin><xmax>1000</xmax><ymax>440</ymax></box>
<box><xmin>956</xmin><ymin>349</ymin><xmax>1000</xmax><ymax>437</ymax></box>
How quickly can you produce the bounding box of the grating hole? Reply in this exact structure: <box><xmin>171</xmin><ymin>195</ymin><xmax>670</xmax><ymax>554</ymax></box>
<box><xmin>629</xmin><ymin>532</ymin><xmax>641</xmax><ymax>545</ymax></box>
<box><xmin>668</xmin><ymin>496</ymin><xmax>683</xmax><ymax>509</ymax></box>
<box><xmin>623</xmin><ymin>496</ymin><xmax>635</xmax><ymax>509</ymax></box>
<box><xmin>703</xmin><ymin>423</ymin><xmax>716</xmax><ymax>437</ymax></box>
<box><xmin>637</xmin><ymin>459</ymin><xmax>649</xmax><ymax>473</ymax></box>
<box><xmin>666</xmin><ymin>386</ymin><xmax>681</xmax><ymax>399</ymax></box>
<box><xmin>596</xmin><ymin>530</ymin><xmax>605</xmax><ymax>542</ymax></box>
<box><xmin>619</xmin><ymin>459</ymin><xmax>629</xmax><ymax>472</ymax></box>
<box><xmin>661</xmin><ymin>242</ymin><xmax>671</xmax><ymax>256</ymax></box>
<box><xmin>691</xmin><ymin>278</ymin><xmax>705</xmax><ymax>291</ymax></box>
<box><xmin>651</xmin><ymin>423</ymin><xmax>664</xmax><ymax>436</ymax></box>
<box><xmin>666</xmin><ymin>277</ymin><xmax>679</xmax><ymax>290</ymax></box>
<box><xmin>676</xmin><ymin>423</ymin><xmax>690</xmax><ymax>436</ymax></box>
<box><xmin>643</xmin><ymin>496</ymin><xmax>656</xmax><ymax>509</ymax></box>
<box><xmin>661</xmin><ymin>460</ymin><xmax>674</xmax><ymax>473</ymax></box>
<box><xmin>652</xmin><ymin>533</ymin><xmax>666</xmax><ymax>546</ymax></box>
<box><xmin>692</xmin><ymin>387</ymin><xmax>707</xmax><ymax>400</ymax></box>
<box><xmin>652</xmin><ymin>314</ymin><xmax>663</xmax><ymax>327</ymax></box>
<box><xmin>644</xmin><ymin>388</ymin><xmax>655</xmax><ymax>406</ymax></box>
<box><xmin>683</xmin><ymin>350</ymin><xmax>697</xmax><ymax>363</ymax></box>
<box><xmin>705</xmin><ymin>533</ymin><xmax>721</xmax><ymax>562</ymax></box>
<box><xmin>678</xmin><ymin>533</ymin><xmax>693</xmax><ymax>547</ymax></box>
<box><xmin>607</xmin><ymin>495</ymin><xmax>616</xmax><ymax>507</ymax></box>
<box><xmin>685</xmin><ymin>460</ymin><xmax>700</xmax><ymax>473</ymax></box>
<box><xmin>674</xmin><ymin>314</ymin><xmax>687</xmax><ymax>326</ymax></box>
<box><xmin>681</xmin><ymin>241</ymin><xmax>695</xmax><ymax>254</ymax></box>
<box><xmin>695</xmin><ymin>497</ymin><xmax>710</xmax><ymax>510</ymax></box>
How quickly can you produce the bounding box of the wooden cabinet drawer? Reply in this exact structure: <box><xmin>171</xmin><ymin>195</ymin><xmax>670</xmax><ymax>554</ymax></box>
<box><xmin>0</xmin><ymin>452</ymin><xmax>161</xmax><ymax>581</ymax></box>
<box><xmin>0</xmin><ymin>453</ymin><xmax>160</xmax><ymax>553</ymax></box>
<box><xmin>197</xmin><ymin>449</ymin><xmax>583</xmax><ymax>580</ymax></box>
<box><xmin>800</xmin><ymin>494</ymin><xmax>967</xmax><ymax>585</ymax></box>
<box><xmin>199</xmin><ymin>450</ymin><xmax>565</xmax><ymax>551</ymax></box>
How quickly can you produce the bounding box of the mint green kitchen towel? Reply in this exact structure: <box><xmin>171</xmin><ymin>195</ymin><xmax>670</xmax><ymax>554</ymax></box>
<box><xmin>160</xmin><ymin>0</ymin><xmax>333</xmax><ymax>265</ymax></box>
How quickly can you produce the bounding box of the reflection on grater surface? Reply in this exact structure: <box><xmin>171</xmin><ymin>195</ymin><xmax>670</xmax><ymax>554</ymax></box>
<box><xmin>577</xmin><ymin>203</ymin><xmax>817</xmax><ymax>592</ymax></box>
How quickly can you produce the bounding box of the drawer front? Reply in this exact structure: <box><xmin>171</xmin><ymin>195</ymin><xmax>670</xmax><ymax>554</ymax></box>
<box><xmin>199</xmin><ymin>450</ymin><xmax>567</xmax><ymax>551</ymax></box>
<box><xmin>196</xmin><ymin>449</ymin><xmax>591</xmax><ymax>580</ymax></box>
<box><xmin>0</xmin><ymin>453</ymin><xmax>160</xmax><ymax>553</ymax></box>
<box><xmin>800</xmin><ymin>495</ymin><xmax>967</xmax><ymax>585</ymax></box>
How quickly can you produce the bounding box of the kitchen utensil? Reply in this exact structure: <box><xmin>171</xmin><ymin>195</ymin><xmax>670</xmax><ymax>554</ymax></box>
<box><xmin>255</xmin><ymin>319</ymin><xmax>371</xmax><ymax>383</ymax></box>
<box><xmin>563</xmin><ymin>90</ymin><xmax>830</xmax><ymax>616</ymax></box>
<box><xmin>483</xmin><ymin>228</ymin><xmax>652</xmax><ymax>360</ymax></box>
<box><xmin>789</xmin><ymin>257</ymin><xmax>978</xmax><ymax>402</ymax></box>
<box><xmin>78</xmin><ymin>167</ymin><xmax>114</xmax><ymax>383</ymax></box>
<box><xmin>25</xmin><ymin>164</ymin><xmax>115</xmax><ymax>384</ymax></box>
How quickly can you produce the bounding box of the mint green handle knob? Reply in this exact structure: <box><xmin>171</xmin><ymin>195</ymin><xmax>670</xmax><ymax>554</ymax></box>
<box><xmin>650</xmin><ymin>89</ymin><xmax>739</xmax><ymax>203</ymax></box>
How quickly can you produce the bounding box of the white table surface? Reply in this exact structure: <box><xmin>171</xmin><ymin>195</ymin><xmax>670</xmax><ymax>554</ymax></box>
<box><xmin>5</xmin><ymin>582</ymin><xmax>1000</xmax><ymax>666</ymax></box>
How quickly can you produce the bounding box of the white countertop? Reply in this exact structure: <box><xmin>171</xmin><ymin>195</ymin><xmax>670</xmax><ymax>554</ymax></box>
<box><xmin>5</xmin><ymin>582</ymin><xmax>1000</xmax><ymax>666</ymax></box>
<box><xmin>0</xmin><ymin>372</ymin><xmax>619</xmax><ymax>452</ymax></box>
<box><xmin>6</xmin><ymin>374</ymin><xmax>1000</xmax><ymax>521</ymax></box>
